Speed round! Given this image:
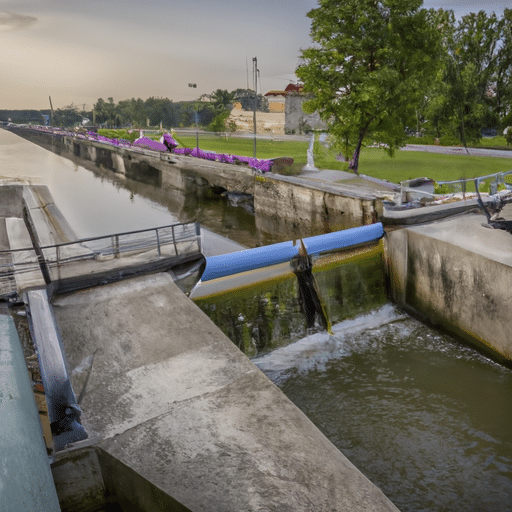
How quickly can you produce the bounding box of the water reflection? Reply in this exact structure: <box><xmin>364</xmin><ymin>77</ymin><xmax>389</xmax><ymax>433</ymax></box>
<box><xmin>0</xmin><ymin>129</ymin><xmax>246</xmax><ymax>254</ymax></box>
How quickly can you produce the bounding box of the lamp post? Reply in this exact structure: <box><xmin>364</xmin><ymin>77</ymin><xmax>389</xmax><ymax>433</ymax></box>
<box><xmin>252</xmin><ymin>57</ymin><xmax>258</xmax><ymax>157</ymax></box>
<box><xmin>188</xmin><ymin>83</ymin><xmax>199</xmax><ymax>149</ymax></box>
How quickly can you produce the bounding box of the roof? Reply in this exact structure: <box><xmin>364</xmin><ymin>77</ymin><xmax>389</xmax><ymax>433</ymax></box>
<box><xmin>284</xmin><ymin>83</ymin><xmax>304</xmax><ymax>94</ymax></box>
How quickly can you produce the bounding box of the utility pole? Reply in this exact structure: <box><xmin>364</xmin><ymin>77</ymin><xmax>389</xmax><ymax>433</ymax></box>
<box><xmin>253</xmin><ymin>57</ymin><xmax>258</xmax><ymax>158</ymax></box>
<box><xmin>48</xmin><ymin>96</ymin><xmax>54</xmax><ymax>132</ymax></box>
<box><xmin>188</xmin><ymin>83</ymin><xmax>199</xmax><ymax>149</ymax></box>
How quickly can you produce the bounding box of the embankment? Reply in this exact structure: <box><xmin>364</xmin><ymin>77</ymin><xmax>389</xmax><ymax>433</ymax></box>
<box><xmin>6</xmin><ymin>125</ymin><xmax>382</xmax><ymax>240</ymax></box>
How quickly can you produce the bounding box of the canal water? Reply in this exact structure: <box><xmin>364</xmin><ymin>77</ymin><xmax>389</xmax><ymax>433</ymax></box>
<box><xmin>2</xmin><ymin>128</ymin><xmax>511</xmax><ymax>511</ymax></box>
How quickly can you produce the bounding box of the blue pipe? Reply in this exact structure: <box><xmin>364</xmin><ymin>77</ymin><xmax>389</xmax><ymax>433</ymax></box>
<box><xmin>201</xmin><ymin>223</ymin><xmax>384</xmax><ymax>282</ymax></box>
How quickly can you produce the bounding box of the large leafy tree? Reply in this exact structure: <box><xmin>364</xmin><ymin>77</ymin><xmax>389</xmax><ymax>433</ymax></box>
<box><xmin>446</xmin><ymin>11</ymin><xmax>501</xmax><ymax>149</ymax></box>
<box><xmin>495</xmin><ymin>9</ymin><xmax>512</xmax><ymax>129</ymax></box>
<box><xmin>296</xmin><ymin>0</ymin><xmax>442</xmax><ymax>173</ymax></box>
<box><xmin>210</xmin><ymin>89</ymin><xmax>236</xmax><ymax>113</ymax></box>
<box><xmin>421</xmin><ymin>9</ymin><xmax>511</xmax><ymax>147</ymax></box>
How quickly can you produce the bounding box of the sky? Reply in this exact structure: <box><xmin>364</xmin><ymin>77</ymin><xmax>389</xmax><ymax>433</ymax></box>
<box><xmin>0</xmin><ymin>0</ymin><xmax>509</xmax><ymax>110</ymax></box>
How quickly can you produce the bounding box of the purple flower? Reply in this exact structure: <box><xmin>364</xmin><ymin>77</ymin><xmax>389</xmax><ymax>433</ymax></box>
<box><xmin>160</xmin><ymin>133</ymin><xmax>178</xmax><ymax>150</ymax></box>
<box><xmin>133</xmin><ymin>137</ymin><xmax>168</xmax><ymax>152</ymax></box>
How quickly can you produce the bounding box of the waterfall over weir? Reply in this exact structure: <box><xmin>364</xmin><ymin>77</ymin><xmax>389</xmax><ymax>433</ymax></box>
<box><xmin>192</xmin><ymin>229</ymin><xmax>386</xmax><ymax>357</ymax></box>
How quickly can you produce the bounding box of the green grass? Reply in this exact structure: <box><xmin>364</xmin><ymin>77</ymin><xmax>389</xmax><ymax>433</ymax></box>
<box><xmin>173</xmin><ymin>135</ymin><xmax>309</xmax><ymax>163</ymax></box>
<box><xmin>353</xmin><ymin>148</ymin><xmax>512</xmax><ymax>183</ymax></box>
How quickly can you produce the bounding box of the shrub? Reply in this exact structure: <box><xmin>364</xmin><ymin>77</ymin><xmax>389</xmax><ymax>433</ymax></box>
<box><xmin>207</xmin><ymin>112</ymin><xmax>230</xmax><ymax>132</ymax></box>
<box><xmin>506</xmin><ymin>129</ymin><xmax>512</xmax><ymax>147</ymax></box>
<box><xmin>438</xmin><ymin>134</ymin><xmax>461</xmax><ymax>146</ymax></box>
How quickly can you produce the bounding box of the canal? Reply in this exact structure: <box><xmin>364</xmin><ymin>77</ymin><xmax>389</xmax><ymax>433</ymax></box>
<box><xmin>2</xmin><ymin>128</ymin><xmax>511</xmax><ymax>511</ymax></box>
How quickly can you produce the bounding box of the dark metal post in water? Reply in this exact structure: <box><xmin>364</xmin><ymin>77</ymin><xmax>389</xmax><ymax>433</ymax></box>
<box><xmin>291</xmin><ymin>240</ymin><xmax>332</xmax><ymax>333</ymax></box>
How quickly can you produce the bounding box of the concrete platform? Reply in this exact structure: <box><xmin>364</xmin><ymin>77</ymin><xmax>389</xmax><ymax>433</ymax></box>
<box><xmin>0</xmin><ymin>314</ymin><xmax>61</xmax><ymax>512</ymax></box>
<box><xmin>386</xmin><ymin>210</ymin><xmax>512</xmax><ymax>363</ymax></box>
<box><xmin>51</xmin><ymin>273</ymin><xmax>399</xmax><ymax>511</ymax></box>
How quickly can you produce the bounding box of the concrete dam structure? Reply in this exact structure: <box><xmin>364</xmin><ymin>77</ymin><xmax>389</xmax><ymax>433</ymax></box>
<box><xmin>0</xmin><ymin>181</ymin><xmax>399</xmax><ymax>511</ymax></box>
<box><xmin>3</xmin><ymin>125</ymin><xmax>512</xmax><ymax>510</ymax></box>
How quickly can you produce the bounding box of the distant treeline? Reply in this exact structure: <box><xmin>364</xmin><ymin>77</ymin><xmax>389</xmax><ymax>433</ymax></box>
<box><xmin>1</xmin><ymin>89</ymin><xmax>269</xmax><ymax>130</ymax></box>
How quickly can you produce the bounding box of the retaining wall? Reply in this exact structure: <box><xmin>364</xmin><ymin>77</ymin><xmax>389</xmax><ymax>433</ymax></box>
<box><xmin>385</xmin><ymin>214</ymin><xmax>512</xmax><ymax>365</ymax></box>
<box><xmin>6</xmin><ymin>126</ymin><xmax>381</xmax><ymax>239</ymax></box>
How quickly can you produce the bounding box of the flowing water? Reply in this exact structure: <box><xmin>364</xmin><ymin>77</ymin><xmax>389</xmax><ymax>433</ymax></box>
<box><xmin>2</xmin><ymin>128</ymin><xmax>512</xmax><ymax>511</ymax></box>
<box><xmin>254</xmin><ymin>304</ymin><xmax>512</xmax><ymax>512</ymax></box>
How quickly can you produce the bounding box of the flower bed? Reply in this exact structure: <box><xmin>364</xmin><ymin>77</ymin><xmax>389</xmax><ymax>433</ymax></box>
<box><xmin>27</xmin><ymin>125</ymin><xmax>274</xmax><ymax>172</ymax></box>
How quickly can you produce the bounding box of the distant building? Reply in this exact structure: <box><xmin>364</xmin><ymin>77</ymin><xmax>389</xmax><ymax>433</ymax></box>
<box><xmin>264</xmin><ymin>91</ymin><xmax>286</xmax><ymax>113</ymax></box>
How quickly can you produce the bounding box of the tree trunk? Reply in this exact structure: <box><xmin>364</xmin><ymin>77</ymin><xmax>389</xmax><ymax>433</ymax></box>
<box><xmin>459</xmin><ymin>108</ymin><xmax>470</xmax><ymax>155</ymax></box>
<box><xmin>348</xmin><ymin>118</ymin><xmax>374</xmax><ymax>174</ymax></box>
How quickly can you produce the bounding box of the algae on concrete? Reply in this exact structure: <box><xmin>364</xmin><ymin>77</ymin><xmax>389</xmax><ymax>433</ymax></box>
<box><xmin>194</xmin><ymin>242</ymin><xmax>388</xmax><ymax>357</ymax></box>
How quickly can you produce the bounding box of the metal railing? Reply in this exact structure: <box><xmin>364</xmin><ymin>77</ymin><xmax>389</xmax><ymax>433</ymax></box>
<box><xmin>398</xmin><ymin>170</ymin><xmax>512</xmax><ymax>204</ymax></box>
<box><xmin>436</xmin><ymin>169</ymin><xmax>512</xmax><ymax>195</ymax></box>
<box><xmin>0</xmin><ymin>221</ymin><xmax>201</xmax><ymax>298</ymax></box>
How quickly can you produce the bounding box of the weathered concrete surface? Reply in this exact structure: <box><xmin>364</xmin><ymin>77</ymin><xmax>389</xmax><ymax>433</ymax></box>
<box><xmin>52</xmin><ymin>273</ymin><xmax>399</xmax><ymax>511</ymax></box>
<box><xmin>0</xmin><ymin>314</ymin><xmax>61</xmax><ymax>512</ymax></box>
<box><xmin>254</xmin><ymin>174</ymin><xmax>380</xmax><ymax>236</ymax></box>
<box><xmin>385</xmin><ymin>211</ymin><xmax>512</xmax><ymax>363</ymax></box>
<box><xmin>50</xmin><ymin>447</ymin><xmax>109</xmax><ymax>512</ymax></box>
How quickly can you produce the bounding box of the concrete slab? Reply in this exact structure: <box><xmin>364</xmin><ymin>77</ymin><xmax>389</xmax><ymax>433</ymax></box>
<box><xmin>0</xmin><ymin>314</ymin><xmax>61</xmax><ymax>512</ymax></box>
<box><xmin>406</xmin><ymin>210</ymin><xmax>512</xmax><ymax>267</ymax></box>
<box><xmin>52</xmin><ymin>274</ymin><xmax>399</xmax><ymax>512</ymax></box>
<box><xmin>23</xmin><ymin>186</ymin><xmax>78</xmax><ymax>246</ymax></box>
<box><xmin>5</xmin><ymin>217</ymin><xmax>45</xmax><ymax>291</ymax></box>
<box><xmin>0</xmin><ymin>184</ymin><xmax>24</xmax><ymax>217</ymax></box>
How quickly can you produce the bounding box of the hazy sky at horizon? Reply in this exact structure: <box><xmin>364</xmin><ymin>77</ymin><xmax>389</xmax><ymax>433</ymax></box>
<box><xmin>0</xmin><ymin>0</ymin><xmax>509</xmax><ymax>110</ymax></box>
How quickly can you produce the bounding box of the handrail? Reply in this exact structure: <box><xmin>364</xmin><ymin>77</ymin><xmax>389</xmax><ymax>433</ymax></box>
<box><xmin>437</xmin><ymin>169</ymin><xmax>512</xmax><ymax>187</ymax></box>
<box><xmin>0</xmin><ymin>221</ymin><xmax>200</xmax><ymax>255</ymax></box>
<box><xmin>0</xmin><ymin>221</ymin><xmax>202</xmax><ymax>296</ymax></box>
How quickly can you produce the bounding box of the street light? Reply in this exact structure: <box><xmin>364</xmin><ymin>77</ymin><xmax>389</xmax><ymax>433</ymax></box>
<box><xmin>189</xmin><ymin>83</ymin><xmax>199</xmax><ymax>149</ymax></box>
<box><xmin>253</xmin><ymin>57</ymin><xmax>258</xmax><ymax>158</ymax></box>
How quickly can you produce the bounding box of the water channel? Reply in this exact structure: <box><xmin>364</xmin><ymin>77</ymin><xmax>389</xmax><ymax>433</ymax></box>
<box><xmin>2</xmin><ymin>128</ymin><xmax>511</xmax><ymax>511</ymax></box>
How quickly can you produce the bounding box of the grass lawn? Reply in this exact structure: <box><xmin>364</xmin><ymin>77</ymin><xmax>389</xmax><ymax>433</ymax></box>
<box><xmin>175</xmin><ymin>134</ymin><xmax>512</xmax><ymax>183</ymax></box>
<box><xmin>349</xmin><ymin>148</ymin><xmax>512</xmax><ymax>183</ymax></box>
<box><xmin>173</xmin><ymin>134</ymin><xmax>309</xmax><ymax>162</ymax></box>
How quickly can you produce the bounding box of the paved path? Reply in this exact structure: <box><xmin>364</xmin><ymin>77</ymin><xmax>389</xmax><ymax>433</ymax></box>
<box><xmin>402</xmin><ymin>144</ymin><xmax>512</xmax><ymax>158</ymax></box>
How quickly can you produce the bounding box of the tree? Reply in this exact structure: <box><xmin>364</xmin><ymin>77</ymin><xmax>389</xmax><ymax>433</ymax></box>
<box><xmin>53</xmin><ymin>103</ymin><xmax>82</xmax><ymax>128</ymax></box>
<box><xmin>447</xmin><ymin>11</ymin><xmax>501</xmax><ymax>149</ymax></box>
<box><xmin>296</xmin><ymin>0</ymin><xmax>443</xmax><ymax>173</ymax></box>
<box><xmin>495</xmin><ymin>9</ymin><xmax>512</xmax><ymax>130</ymax></box>
<box><xmin>210</xmin><ymin>89</ymin><xmax>236</xmax><ymax>113</ymax></box>
<box><xmin>233</xmin><ymin>88</ymin><xmax>269</xmax><ymax>112</ymax></box>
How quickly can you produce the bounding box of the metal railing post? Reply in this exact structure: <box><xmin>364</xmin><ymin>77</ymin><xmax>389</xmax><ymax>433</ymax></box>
<box><xmin>195</xmin><ymin>222</ymin><xmax>201</xmax><ymax>253</ymax></box>
<box><xmin>155</xmin><ymin>229</ymin><xmax>161</xmax><ymax>257</ymax></box>
<box><xmin>172</xmin><ymin>225</ymin><xmax>178</xmax><ymax>255</ymax></box>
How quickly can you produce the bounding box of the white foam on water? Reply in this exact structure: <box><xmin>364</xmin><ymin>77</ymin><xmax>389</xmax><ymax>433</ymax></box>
<box><xmin>253</xmin><ymin>303</ymin><xmax>408</xmax><ymax>375</ymax></box>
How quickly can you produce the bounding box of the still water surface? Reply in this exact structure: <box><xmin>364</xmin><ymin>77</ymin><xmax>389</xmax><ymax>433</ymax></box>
<box><xmin>2</xmin><ymin>129</ymin><xmax>511</xmax><ymax>511</ymax></box>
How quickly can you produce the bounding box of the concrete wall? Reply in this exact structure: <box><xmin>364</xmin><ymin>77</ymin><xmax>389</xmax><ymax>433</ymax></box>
<box><xmin>6</xmin><ymin>126</ymin><xmax>381</xmax><ymax>240</ymax></box>
<box><xmin>254</xmin><ymin>175</ymin><xmax>378</xmax><ymax>237</ymax></box>
<box><xmin>285</xmin><ymin>94</ymin><xmax>327</xmax><ymax>134</ymax></box>
<box><xmin>386</xmin><ymin>217</ymin><xmax>512</xmax><ymax>364</ymax></box>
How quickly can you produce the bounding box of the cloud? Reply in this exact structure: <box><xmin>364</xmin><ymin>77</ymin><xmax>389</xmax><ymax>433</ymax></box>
<box><xmin>0</xmin><ymin>11</ymin><xmax>37</xmax><ymax>32</ymax></box>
